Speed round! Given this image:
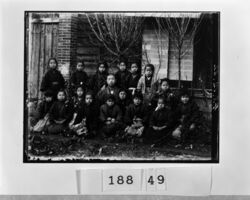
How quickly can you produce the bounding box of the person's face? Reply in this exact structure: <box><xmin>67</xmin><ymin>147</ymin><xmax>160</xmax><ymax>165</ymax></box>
<box><xmin>106</xmin><ymin>99</ymin><xmax>114</xmax><ymax>107</ymax></box>
<box><xmin>145</xmin><ymin>67</ymin><xmax>153</xmax><ymax>77</ymax></box>
<box><xmin>76</xmin><ymin>87</ymin><xmax>84</xmax><ymax>98</ymax></box>
<box><xmin>57</xmin><ymin>91</ymin><xmax>66</xmax><ymax>101</ymax></box>
<box><xmin>45</xmin><ymin>96</ymin><xmax>52</xmax><ymax>102</ymax></box>
<box><xmin>119</xmin><ymin>62</ymin><xmax>126</xmax><ymax>72</ymax></box>
<box><xmin>161</xmin><ymin>81</ymin><xmax>169</xmax><ymax>91</ymax></box>
<box><xmin>85</xmin><ymin>95</ymin><xmax>93</xmax><ymax>105</ymax></box>
<box><xmin>49</xmin><ymin>59</ymin><xmax>57</xmax><ymax>70</ymax></box>
<box><xmin>99</xmin><ymin>64</ymin><xmax>106</xmax><ymax>73</ymax></box>
<box><xmin>76</xmin><ymin>62</ymin><xmax>84</xmax><ymax>71</ymax></box>
<box><xmin>131</xmin><ymin>63</ymin><xmax>138</xmax><ymax>74</ymax></box>
<box><xmin>133</xmin><ymin>97</ymin><xmax>142</xmax><ymax>106</ymax></box>
<box><xmin>157</xmin><ymin>98</ymin><xmax>165</xmax><ymax>109</ymax></box>
<box><xmin>107</xmin><ymin>75</ymin><xmax>115</xmax><ymax>87</ymax></box>
<box><xmin>119</xmin><ymin>91</ymin><xmax>126</xmax><ymax>100</ymax></box>
<box><xmin>181</xmin><ymin>95</ymin><xmax>190</xmax><ymax>104</ymax></box>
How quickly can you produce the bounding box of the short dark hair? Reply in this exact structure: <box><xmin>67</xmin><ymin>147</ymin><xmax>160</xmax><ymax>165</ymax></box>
<box><xmin>160</xmin><ymin>78</ymin><xmax>170</xmax><ymax>85</ymax></box>
<box><xmin>145</xmin><ymin>64</ymin><xmax>155</xmax><ymax>74</ymax></box>
<box><xmin>48</xmin><ymin>57</ymin><xmax>58</xmax><ymax>67</ymax></box>
<box><xmin>76</xmin><ymin>59</ymin><xmax>85</xmax><ymax>66</ymax></box>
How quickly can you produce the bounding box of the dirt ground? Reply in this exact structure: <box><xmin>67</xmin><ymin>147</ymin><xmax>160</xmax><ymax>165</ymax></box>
<box><xmin>27</xmin><ymin>133</ymin><xmax>211</xmax><ymax>161</ymax></box>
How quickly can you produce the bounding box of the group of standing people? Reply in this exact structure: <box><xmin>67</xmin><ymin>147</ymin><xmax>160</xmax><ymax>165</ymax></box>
<box><xmin>29</xmin><ymin>57</ymin><xmax>205</xmax><ymax>147</ymax></box>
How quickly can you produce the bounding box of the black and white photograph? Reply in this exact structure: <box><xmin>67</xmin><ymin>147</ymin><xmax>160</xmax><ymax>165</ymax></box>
<box><xmin>24</xmin><ymin>11</ymin><xmax>219</xmax><ymax>162</ymax></box>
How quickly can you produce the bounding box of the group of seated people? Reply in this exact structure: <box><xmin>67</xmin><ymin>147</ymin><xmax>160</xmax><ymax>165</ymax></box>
<box><xmin>29</xmin><ymin>57</ymin><xmax>206</xmax><ymax>147</ymax></box>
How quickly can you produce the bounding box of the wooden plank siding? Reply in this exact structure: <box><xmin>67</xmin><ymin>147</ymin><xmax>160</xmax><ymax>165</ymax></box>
<box><xmin>28</xmin><ymin>22</ymin><xmax>59</xmax><ymax>100</ymax></box>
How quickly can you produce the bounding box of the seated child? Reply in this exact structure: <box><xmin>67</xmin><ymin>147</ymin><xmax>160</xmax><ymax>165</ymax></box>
<box><xmin>145</xmin><ymin>97</ymin><xmax>174</xmax><ymax>144</ymax></box>
<box><xmin>70</xmin><ymin>60</ymin><xmax>88</xmax><ymax>96</ymax></box>
<box><xmin>99</xmin><ymin>95</ymin><xmax>123</xmax><ymax>138</ymax></box>
<box><xmin>69</xmin><ymin>91</ymin><xmax>98</xmax><ymax>137</ymax></box>
<box><xmin>172</xmin><ymin>89</ymin><xmax>203</xmax><ymax>146</ymax></box>
<box><xmin>32</xmin><ymin>90</ymin><xmax>54</xmax><ymax>132</ymax></box>
<box><xmin>115</xmin><ymin>59</ymin><xmax>131</xmax><ymax>89</ymax></box>
<box><xmin>127</xmin><ymin>61</ymin><xmax>141</xmax><ymax>96</ymax></box>
<box><xmin>96</xmin><ymin>74</ymin><xmax>120</xmax><ymax>106</ymax></box>
<box><xmin>117</xmin><ymin>89</ymin><xmax>131</xmax><ymax>116</ymax></box>
<box><xmin>137</xmin><ymin>64</ymin><xmax>157</xmax><ymax>106</ymax></box>
<box><xmin>69</xmin><ymin>85</ymin><xmax>86</xmax><ymax>135</ymax></box>
<box><xmin>48</xmin><ymin>90</ymin><xmax>73</xmax><ymax>135</ymax></box>
<box><xmin>124</xmin><ymin>92</ymin><xmax>149</xmax><ymax>137</ymax></box>
<box><xmin>151</xmin><ymin>78</ymin><xmax>178</xmax><ymax>109</ymax></box>
<box><xmin>89</xmin><ymin>61</ymin><xmax>108</xmax><ymax>95</ymax></box>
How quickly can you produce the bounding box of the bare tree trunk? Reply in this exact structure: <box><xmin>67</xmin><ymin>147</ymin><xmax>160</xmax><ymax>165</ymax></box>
<box><xmin>178</xmin><ymin>47</ymin><xmax>181</xmax><ymax>88</ymax></box>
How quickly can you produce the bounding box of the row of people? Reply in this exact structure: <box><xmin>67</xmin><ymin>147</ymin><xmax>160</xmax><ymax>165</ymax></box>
<box><xmin>31</xmin><ymin>74</ymin><xmax>204</xmax><ymax>145</ymax></box>
<box><xmin>40</xmin><ymin>57</ymin><xmax>157</xmax><ymax>103</ymax></box>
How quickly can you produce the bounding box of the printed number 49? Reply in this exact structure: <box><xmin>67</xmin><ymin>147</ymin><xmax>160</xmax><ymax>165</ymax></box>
<box><xmin>147</xmin><ymin>175</ymin><xmax>164</xmax><ymax>185</ymax></box>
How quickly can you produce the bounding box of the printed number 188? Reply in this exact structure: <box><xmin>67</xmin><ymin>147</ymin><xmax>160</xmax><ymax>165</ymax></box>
<box><xmin>109</xmin><ymin>175</ymin><xmax>133</xmax><ymax>185</ymax></box>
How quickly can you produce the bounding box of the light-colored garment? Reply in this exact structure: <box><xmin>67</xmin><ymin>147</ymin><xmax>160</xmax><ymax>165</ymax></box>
<box><xmin>33</xmin><ymin>114</ymin><xmax>50</xmax><ymax>132</ymax></box>
<box><xmin>137</xmin><ymin>76</ymin><xmax>157</xmax><ymax>103</ymax></box>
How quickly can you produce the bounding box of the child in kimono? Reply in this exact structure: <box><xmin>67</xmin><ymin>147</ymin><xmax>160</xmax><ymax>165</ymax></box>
<box><xmin>32</xmin><ymin>90</ymin><xmax>54</xmax><ymax>132</ymax></box>
<box><xmin>117</xmin><ymin>89</ymin><xmax>131</xmax><ymax>117</ymax></box>
<box><xmin>115</xmin><ymin>59</ymin><xmax>131</xmax><ymax>89</ymax></box>
<box><xmin>69</xmin><ymin>86</ymin><xmax>86</xmax><ymax>135</ymax></box>
<box><xmin>89</xmin><ymin>61</ymin><xmax>108</xmax><ymax>95</ymax></box>
<box><xmin>151</xmin><ymin>78</ymin><xmax>179</xmax><ymax>116</ymax></box>
<box><xmin>124</xmin><ymin>92</ymin><xmax>148</xmax><ymax>138</ymax></box>
<box><xmin>40</xmin><ymin>57</ymin><xmax>65</xmax><ymax>98</ymax></box>
<box><xmin>145</xmin><ymin>97</ymin><xmax>174</xmax><ymax>144</ymax></box>
<box><xmin>127</xmin><ymin>61</ymin><xmax>141</xmax><ymax>96</ymax></box>
<box><xmin>137</xmin><ymin>64</ymin><xmax>157</xmax><ymax>106</ymax></box>
<box><xmin>69</xmin><ymin>91</ymin><xmax>98</xmax><ymax>137</ymax></box>
<box><xmin>96</xmin><ymin>74</ymin><xmax>120</xmax><ymax>106</ymax></box>
<box><xmin>48</xmin><ymin>90</ymin><xmax>73</xmax><ymax>135</ymax></box>
<box><xmin>172</xmin><ymin>89</ymin><xmax>203</xmax><ymax>146</ymax></box>
<box><xmin>70</xmin><ymin>60</ymin><xmax>88</xmax><ymax>96</ymax></box>
<box><xmin>99</xmin><ymin>95</ymin><xmax>123</xmax><ymax>138</ymax></box>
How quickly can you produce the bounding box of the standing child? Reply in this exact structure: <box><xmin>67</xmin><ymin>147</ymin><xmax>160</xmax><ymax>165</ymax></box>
<box><xmin>40</xmin><ymin>58</ymin><xmax>65</xmax><ymax>98</ymax></box>
<box><xmin>70</xmin><ymin>60</ymin><xmax>88</xmax><ymax>96</ymax></box>
<box><xmin>48</xmin><ymin>90</ymin><xmax>73</xmax><ymax>135</ymax></box>
<box><xmin>127</xmin><ymin>61</ymin><xmax>141</xmax><ymax>96</ymax></box>
<box><xmin>89</xmin><ymin>61</ymin><xmax>108</xmax><ymax>95</ymax></box>
<box><xmin>115</xmin><ymin>59</ymin><xmax>131</xmax><ymax>89</ymax></box>
<box><xmin>137</xmin><ymin>64</ymin><xmax>157</xmax><ymax>106</ymax></box>
<box><xmin>32</xmin><ymin>90</ymin><xmax>54</xmax><ymax>132</ymax></box>
<box><xmin>69</xmin><ymin>91</ymin><xmax>98</xmax><ymax>137</ymax></box>
<box><xmin>99</xmin><ymin>95</ymin><xmax>123</xmax><ymax>138</ymax></box>
<box><xmin>172</xmin><ymin>89</ymin><xmax>203</xmax><ymax>147</ymax></box>
<box><xmin>124</xmin><ymin>92</ymin><xmax>149</xmax><ymax>138</ymax></box>
<box><xmin>96</xmin><ymin>74</ymin><xmax>120</xmax><ymax>106</ymax></box>
<box><xmin>145</xmin><ymin>97</ymin><xmax>174</xmax><ymax>144</ymax></box>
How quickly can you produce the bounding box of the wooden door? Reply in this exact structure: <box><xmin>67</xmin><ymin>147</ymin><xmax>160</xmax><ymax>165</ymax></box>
<box><xmin>28</xmin><ymin>22</ymin><xmax>58</xmax><ymax>100</ymax></box>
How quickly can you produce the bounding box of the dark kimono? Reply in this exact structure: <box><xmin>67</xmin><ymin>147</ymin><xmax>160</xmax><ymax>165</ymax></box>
<box><xmin>99</xmin><ymin>104</ymin><xmax>123</xmax><ymax>136</ymax></box>
<box><xmin>89</xmin><ymin>71</ymin><xmax>108</xmax><ymax>95</ymax></box>
<box><xmin>151</xmin><ymin>89</ymin><xmax>179</xmax><ymax>123</ymax></box>
<box><xmin>40</xmin><ymin>69</ymin><xmax>65</xmax><ymax>97</ymax></box>
<box><xmin>48</xmin><ymin>100</ymin><xmax>73</xmax><ymax>134</ymax></box>
<box><xmin>36</xmin><ymin>100</ymin><xmax>54</xmax><ymax>120</ymax></box>
<box><xmin>117</xmin><ymin>98</ymin><xmax>131</xmax><ymax>117</ymax></box>
<box><xmin>96</xmin><ymin>86</ymin><xmax>120</xmax><ymax>106</ymax></box>
<box><xmin>115</xmin><ymin>70</ymin><xmax>131</xmax><ymax>89</ymax></box>
<box><xmin>145</xmin><ymin>107</ymin><xmax>174</xmax><ymax>143</ymax></box>
<box><xmin>124</xmin><ymin>103</ymin><xmax>149</xmax><ymax>126</ymax></box>
<box><xmin>175</xmin><ymin>100</ymin><xmax>203</xmax><ymax>143</ymax></box>
<box><xmin>127</xmin><ymin>74</ymin><xmax>141</xmax><ymax>89</ymax></box>
<box><xmin>74</xmin><ymin>102</ymin><xmax>99</xmax><ymax>132</ymax></box>
<box><xmin>70</xmin><ymin>70</ymin><xmax>88</xmax><ymax>92</ymax></box>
